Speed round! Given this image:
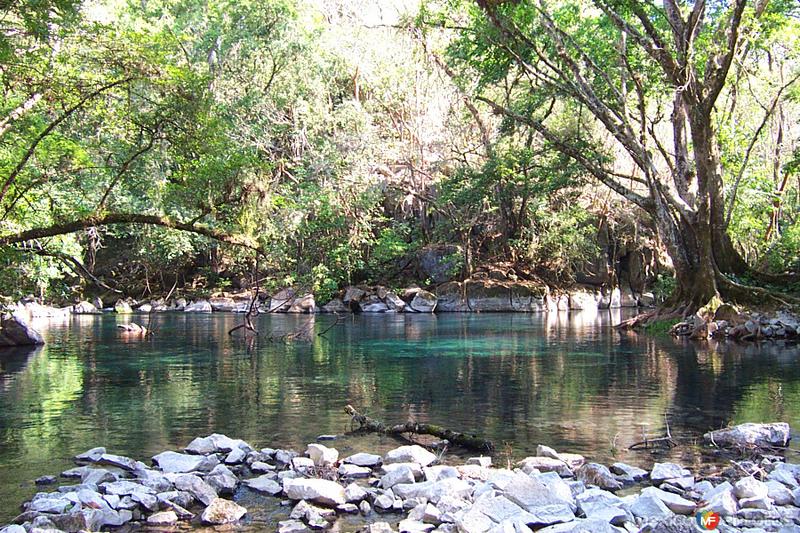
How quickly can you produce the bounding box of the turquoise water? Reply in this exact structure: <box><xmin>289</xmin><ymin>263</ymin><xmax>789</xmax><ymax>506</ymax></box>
<box><xmin>1</xmin><ymin>311</ymin><xmax>799</xmax><ymax>523</ymax></box>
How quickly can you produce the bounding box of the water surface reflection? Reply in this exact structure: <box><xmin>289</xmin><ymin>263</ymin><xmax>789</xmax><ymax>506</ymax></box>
<box><xmin>0</xmin><ymin>311</ymin><xmax>798</xmax><ymax>522</ymax></box>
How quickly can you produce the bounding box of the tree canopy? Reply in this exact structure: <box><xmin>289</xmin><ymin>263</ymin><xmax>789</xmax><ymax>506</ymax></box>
<box><xmin>1</xmin><ymin>0</ymin><xmax>798</xmax><ymax>309</ymax></box>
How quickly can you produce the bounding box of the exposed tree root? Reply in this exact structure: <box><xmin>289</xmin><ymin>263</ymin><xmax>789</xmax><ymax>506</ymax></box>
<box><xmin>344</xmin><ymin>404</ymin><xmax>494</xmax><ymax>452</ymax></box>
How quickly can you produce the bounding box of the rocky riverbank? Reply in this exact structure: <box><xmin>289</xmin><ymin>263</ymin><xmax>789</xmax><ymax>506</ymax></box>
<box><xmin>1</xmin><ymin>423</ymin><xmax>799</xmax><ymax>533</ymax></box>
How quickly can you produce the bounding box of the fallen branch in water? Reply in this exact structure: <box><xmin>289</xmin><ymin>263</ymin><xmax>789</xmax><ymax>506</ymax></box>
<box><xmin>629</xmin><ymin>414</ymin><xmax>678</xmax><ymax>450</ymax></box>
<box><xmin>344</xmin><ymin>404</ymin><xmax>494</xmax><ymax>452</ymax></box>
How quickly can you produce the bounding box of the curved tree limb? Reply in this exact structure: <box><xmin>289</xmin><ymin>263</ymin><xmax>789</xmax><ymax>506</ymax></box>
<box><xmin>0</xmin><ymin>213</ymin><xmax>264</xmax><ymax>256</ymax></box>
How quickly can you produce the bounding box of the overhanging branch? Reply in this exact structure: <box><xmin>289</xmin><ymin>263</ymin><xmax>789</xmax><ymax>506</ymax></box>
<box><xmin>0</xmin><ymin>213</ymin><xmax>265</xmax><ymax>256</ymax></box>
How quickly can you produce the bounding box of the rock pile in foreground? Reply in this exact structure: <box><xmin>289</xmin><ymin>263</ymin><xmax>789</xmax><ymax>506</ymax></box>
<box><xmin>2</xmin><ymin>425</ymin><xmax>800</xmax><ymax>532</ymax></box>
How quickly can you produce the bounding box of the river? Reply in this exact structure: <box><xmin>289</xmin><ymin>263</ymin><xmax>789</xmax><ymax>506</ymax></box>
<box><xmin>1</xmin><ymin>311</ymin><xmax>798</xmax><ymax>523</ymax></box>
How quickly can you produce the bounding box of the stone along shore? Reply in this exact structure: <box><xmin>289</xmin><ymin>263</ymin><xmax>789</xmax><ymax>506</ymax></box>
<box><xmin>1</xmin><ymin>423</ymin><xmax>799</xmax><ymax>533</ymax></box>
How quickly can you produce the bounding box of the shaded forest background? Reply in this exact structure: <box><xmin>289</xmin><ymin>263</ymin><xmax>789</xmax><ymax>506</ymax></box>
<box><xmin>1</xmin><ymin>0</ymin><xmax>799</xmax><ymax>306</ymax></box>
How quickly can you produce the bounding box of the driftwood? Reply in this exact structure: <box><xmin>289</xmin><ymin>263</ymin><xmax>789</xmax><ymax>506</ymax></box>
<box><xmin>628</xmin><ymin>414</ymin><xmax>678</xmax><ymax>450</ymax></box>
<box><xmin>344</xmin><ymin>404</ymin><xmax>494</xmax><ymax>452</ymax></box>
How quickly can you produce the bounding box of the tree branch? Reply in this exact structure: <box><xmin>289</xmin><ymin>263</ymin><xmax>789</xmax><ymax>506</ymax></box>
<box><xmin>0</xmin><ymin>213</ymin><xmax>264</xmax><ymax>255</ymax></box>
<box><xmin>0</xmin><ymin>77</ymin><xmax>136</xmax><ymax>205</ymax></box>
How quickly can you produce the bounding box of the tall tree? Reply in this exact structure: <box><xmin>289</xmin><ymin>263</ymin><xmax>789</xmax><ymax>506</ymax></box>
<box><xmin>441</xmin><ymin>0</ymin><xmax>800</xmax><ymax>313</ymax></box>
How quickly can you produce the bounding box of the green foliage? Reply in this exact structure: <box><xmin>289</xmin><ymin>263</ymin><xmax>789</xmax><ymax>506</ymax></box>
<box><xmin>651</xmin><ymin>274</ymin><xmax>678</xmax><ymax>304</ymax></box>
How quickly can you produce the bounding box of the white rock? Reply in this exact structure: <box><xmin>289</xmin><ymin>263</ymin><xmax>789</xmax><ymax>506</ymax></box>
<box><xmin>766</xmin><ymin>480</ymin><xmax>793</xmax><ymax>505</ymax></box>
<box><xmin>152</xmin><ymin>451</ymin><xmax>208</xmax><ymax>473</ymax></box>
<box><xmin>200</xmin><ymin>497</ymin><xmax>246</xmax><ymax>524</ymax></box>
<box><xmin>307</xmin><ymin>443</ymin><xmax>339</xmax><ymax>467</ymax></box>
<box><xmin>147</xmin><ymin>510</ymin><xmax>178</xmax><ymax>525</ymax></box>
<box><xmin>502</xmin><ymin>472</ymin><xmax>575</xmax><ymax>524</ymax></box>
<box><xmin>640</xmin><ymin>486</ymin><xmax>696</xmax><ymax>515</ymax></box>
<box><xmin>344</xmin><ymin>482</ymin><xmax>368</xmax><ymax>502</ymax></box>
<box><xmin>650</xmin><ymin>463</ymin><xmax>690</xmax><ymax>484</ymax></box>
<box><xmin>283</xmin><ymin>477</ymin><xmax>346</xmax><ymax>506</ymax></box>
<box><xmin>382</xmin><ymin>465</ymin><xmax>416</xmax><ymax>489</ymax></box>
<box><xmin>291</xmin><ymin>456</ymin><xmax>315</xmax><ymax>471</ymax></box>
<box><xmin>399</xmin><ymin>518</ymin><xmax>435</xmax><ymax>533</ymax></box>
<box><xmin>174</xmin><ymin>474</ymin><xmax>217</xmax><ymax>506</ymax></box>
<box><xmin>394</xmin><ymin>478</ymin><xmax>473</xmax><ymax>504</ymax></box>
<box><xmin>243</xmin><ymin>475</ymin><xmax>281</xmax><ymax>495</ymax></box>
<box><xmin>345</xmin><ymin>452</ymin><xmax>382</xmax><ymax>467</ymax></box>
<box><xmin>225</xmin><ymin>447</ymin><xmax>246</xmax><ymax>464</ymax></box>
<box><xmin>339</xmin><ymin>463</ymin><xmax>372</xmax><ymax>478</ymax></box>
<box><xmin>704</xmin><ymin>423</ymin><xmax>791</xmax><ymax>448</ymax></box>
<box><xmin>518</xmin><ymin>456</ymin><xmax>572</xmax><ymax>477</ymax></box>
<box><xmin>423</xmin><ymin>465</ymin><xmax>460</xmax><ymax>482</ymax></box>
<box><xmin>610</xmin><ymin>462</ymin><xmax>648</xmax><ymax>481</ymax></box>
<box><xmin>629</xmin><ymin>494</ymin><xmax>673</xmax><ymax>519</ymax></box>
<box><xmin>700</xmin><ymin>486</ymin><xmax>738</xmax><ymax>517</ymax></box>
<box><xmin>384</xmin><ymin>445</ymin><xmax>438</xmax><ymax>467</ymax></box>
<box><xmin>734</xmin><ymin>476</ymin><xmax>769</xmax><ymax>499</ymax></box>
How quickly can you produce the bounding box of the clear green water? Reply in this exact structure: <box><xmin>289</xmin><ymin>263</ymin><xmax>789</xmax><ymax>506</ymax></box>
<box><xmin>1</xmin><ymin>311</ymin><xmax>799</xmax><ymax>523</ymax></box>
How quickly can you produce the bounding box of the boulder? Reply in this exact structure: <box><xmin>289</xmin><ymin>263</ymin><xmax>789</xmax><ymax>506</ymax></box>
<box><xmin>608</xmin><ymin>286</ymin><xmax>638</xmax><ymax>308</ymax></box>
<box><xmin>283</xmin><ymin>478</ymin><xmax>346</xmax><ymax>506</ymax></box>
<box><xmin>435</xmin><ymin>282</ymin><xmax>470</xmax><ymax>312</ymax></box>
<box><xmin>0</xmin><ymin>315</ymin><xmax>44</xmax><ymax>346</ymax></box>
<box><xmin>306</xmin><ymin>443</ymin><xmax>338</xmax><ymax>467</ymax></box>
<box><xmin>339</xmin><ymin>463</ymin><xmax>371</xmax><ymax>478</ymax></box>
<box><xmin>629</xmin><ymin>493</ymin><xmax>673</xmax><ymax>519</ymax></box>
<box><xmin>518</xmin><ymin>456</ymin><xmax>572</xmax><ymax>477</ymax></box>
<box><xmin>345</xmin><ymin>452</ymin><xmax>382</xmax><ymax>467</ymax></box>
<box><xmin>650</xmin><ymin>463</ymin><xmax>691</xmax><ymax>485</ymax></box>
<box><xmin>209</xmin><ymin>297</ymin><xmax>237</xmax><ymax>312</ymax></box>
<box><xmin>568</xmin><ymin>288</ymin><xmax>600</xmax><ymax>311</ymax></box>
<box><xmin>322</xmin><ymin>298</ymin><xmax>349</xmax><ymax>313</ymax></box>
<box><xmin>610</xmin><ymin>462</ymin><xmax>648</xmax><ymax>482</ymax></box>
<box><xmin>147</xmin><ymin>510</ymin><xmax>178</xmax><ymax>525</ymax></box>
<box><xmin>384</xmin><ymin>445</ymin><xmax>438</xmax><ymax>467</ymax></box>
<box><xmin>704</xmin><ymin>423</ymin><xmax>791</xmax><ymax>448</ymax></box>
<box><xmin>734</xmin><ymin>476</ymin><xmax>769</xmax><ymax>500</ymax></box>
<box><xmin>268</xmin><ymin>288</ymin><xmax>296</xmax><ymax>312</ymax></box>
<box><xmin>345</xmin><ymin>482</ymin><xmax>368</xmax><ymax>502</ymax></box>
<box><xmin>766</xmin><ymin>480</ymin><xmax>793</xmax><ymax>505</ymax></box>
<box><xmin>639</xmin><ymin>486</ymin><xmax>696</xmax><ymax>515</ymax></box>
<box><xmin>184</xmin><ymin>299</ymin><xmax>213</xmax><ymax>313</ymax></box>
<box><xmin>72</xmin><ymin>301</ymin><xmax>99</xmax><ymax>314</ymax></box>
<box><xmin>200</xmin><ymin>497</ymin><xmax>247</xmax><ymax>524</ymax></box>
<box><xmin>386</xmin><ymin>292</ymin><xmax>407</xmax><ymax>312</ymax></box>
<box><xmin>152</xmin><ymin>451</ymin><xmax>209</xmax><ymax>473</ymax></box>
<box><xmin>242</xmin><ymin>475</ymin><xmax>281</xmax><ymax>495</ymax></box>
<box><xmin>394</xmin><ymin>478</ymin><xmax>472</xmax><ymax>505</ymax></box>
<box><xmin>699</xmin><ymin>483</ymin><xmax>738</xmax><ymax>516</ymax></box>
<box><xmin>114</xmin><ymin>300</ymin><xmax>133</xmax><ymax>314</ymax></box>
<box><xmin>409</xmin><ymin>290</ymin><xmax>437</xmax><ymax>313</ymax></box>
<box><xmin>287</xmin><ymin>293</ymin><xmax>315</xmax><ymax>313</ymax></box>
<box><xmin>361</xmin><ymin>295</ymin><xmax>391</xmax><ymax>313</ymax></box>
<box><xmin>185</xmin><ymin>433</ymin><xmax>246</xmax><ymax>455</ymax></box>
<box><xmin>174</xmin><ymin>474</ymin><xmax>217</xmax><ymax>506</ymax></box>
<box><xmin>502</xmin><ymin>472</ymin><xmax>575</xmax><ymax>525</ymax></box>
<box><xmin>343</xmin><ymin>286</ymin><xmax>366</xmax><ymax>304</ymax></box>
<box><xmin>206</xmin><ymin>464</ymin><xmax>239</xmax><ymax>494</ymax></box>
<box><xmin>382</xmin><ymin>464</ymin><xmax>417</xmax><ymax>488</ymax></box>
